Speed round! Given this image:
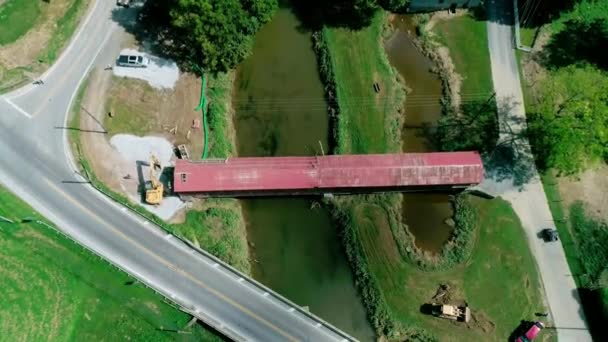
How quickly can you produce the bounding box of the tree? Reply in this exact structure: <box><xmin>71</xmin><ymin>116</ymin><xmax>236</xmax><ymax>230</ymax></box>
<box><xmin>142</xmin><ymin>0</ymin><xmax>277</xmax><ymax>72</ymax></box>
<box><xmin>545</xmin><ymin>18</ymin><xmax>608</xmax><ymax>70</ymax></box>
<box><xmin>528</xmin><ymin>65</ymin><xmax>608</xmax><ymax>174</ymax></box>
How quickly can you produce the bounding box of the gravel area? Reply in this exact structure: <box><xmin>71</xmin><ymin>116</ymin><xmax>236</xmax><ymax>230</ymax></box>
<box><xmin>110</xmin><ymin>134</ymin><xmax>184</xmax><ymax>220</ymax></box>
<box><xmin>112</xmin><ymin>48</ymin><xmax>179</xmax><ymax>89</ymax></box>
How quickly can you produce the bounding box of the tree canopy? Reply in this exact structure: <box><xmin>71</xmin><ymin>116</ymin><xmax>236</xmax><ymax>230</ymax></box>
<box><xmin>545</xmin><ymin>18</ymin><xmax>608</xmax><ymax>70</ymax></box>
<box><xmin>292</xmin><ymin>0</ymin><xmax>410</xmax><ymax>30</ymax></box>
<box><xmin>143</xmin><ymin>0</ymin><xmax>277</xmax><ymax>72</ymax></box>
<box><xmin>528</xmin><ymin>65</ymin><xmax>608</xmax><ymax>174</ymax></box>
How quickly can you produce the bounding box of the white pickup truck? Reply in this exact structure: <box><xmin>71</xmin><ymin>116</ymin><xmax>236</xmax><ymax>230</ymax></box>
<box><xmin>116</xmin><ymin>0</ymin><xmax>131</xmax><ymax>7</ymax></box>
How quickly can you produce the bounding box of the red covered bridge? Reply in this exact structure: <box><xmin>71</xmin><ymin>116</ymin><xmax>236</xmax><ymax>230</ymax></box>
<box><xmin>173</xmin><ymin>152</ymin><xmax>484</xmax><ymax>197</ymax></box>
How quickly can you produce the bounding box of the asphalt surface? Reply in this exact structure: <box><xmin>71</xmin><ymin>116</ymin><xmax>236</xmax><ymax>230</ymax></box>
<box><xmin>482</xmin><ymin>1</ymin><xmax>593</xmax><ymax>340</ymax></box>
<box><xmin>0</xmin><ymin>1</ymin><xmax>355</xmax><ymax>341</ymax></box>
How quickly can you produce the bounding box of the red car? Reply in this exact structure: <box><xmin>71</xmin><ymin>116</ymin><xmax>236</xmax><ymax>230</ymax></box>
<box><xmin>516</xmin><ymin>321</ymin><xmax>544</xmax><ymax>342</ymax></box>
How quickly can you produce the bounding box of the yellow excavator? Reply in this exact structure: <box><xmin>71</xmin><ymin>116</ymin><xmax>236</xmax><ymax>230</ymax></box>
<box><xmin>145</xmin><ymin>154</ymin><xmax>164</xmax><ymax>205</ymax></box>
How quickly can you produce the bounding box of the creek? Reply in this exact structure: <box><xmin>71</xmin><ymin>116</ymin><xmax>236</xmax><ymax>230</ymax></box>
<box><xmin>384</xmin><ymin>15</ymin><xmax>455</xmax><ymax>253</ymax></box>
<box><xmin>232</xmin><ymin>8</ymin><xmax>375</xmax><ymax>341</ymax></box>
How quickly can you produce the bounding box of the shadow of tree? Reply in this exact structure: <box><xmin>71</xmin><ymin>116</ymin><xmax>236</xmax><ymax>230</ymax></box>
<box><xmin>542</xmin><ymin>18</ymin><xmax>608</xmax><ymax>70</ymax></box>
<box><xmin>110</xmin><ymin>2</ymin><xmax>196</xmax><ymax>72</ymax></box>
<box><xmin>483</xmin><ymin>98</ymin><xmax>536</xmax><ymax>187</ymax></box>
<box><xmin>425</xmin><ymin>93</ymin><xmax>536</xmax><ymax>186</ymax></box>
<box><xmin>290</xmin><ymin>0</ymin><xmax>379</xmax><ymax>31</ymax></box>
<box><xmin>432</xmin><ymin>94</ymin><xmax>499</xmax><ymax>154</ymax></box>
<box><xmin>517</xmin><ymin>0</ymin><xmax>581</xmax><ymax>28</ymax></box>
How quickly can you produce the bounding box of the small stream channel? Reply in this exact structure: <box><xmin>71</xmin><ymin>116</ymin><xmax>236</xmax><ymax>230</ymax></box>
<box><xmin>384</xmin><ymin>15</ymin><xmax>455</xmax><ymax>253</ymax></box>
<box><xmin>233</xmin><ymin>9</ymin><xmax>375</xmax><ymax>341</ymax></box>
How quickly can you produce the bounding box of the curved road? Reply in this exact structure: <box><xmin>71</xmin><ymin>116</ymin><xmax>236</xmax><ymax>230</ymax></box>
<box><xmin>0</xmin><ymin>1</ymin><xmax>355</xmax><ymax>341</ymax></box>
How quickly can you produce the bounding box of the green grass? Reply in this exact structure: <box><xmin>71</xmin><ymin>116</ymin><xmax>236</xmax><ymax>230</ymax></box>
<box><xmin>0</xmin><ymin>186</ymin><xmax>223</xmax><ymax>341</ymax></box>
<box><xmin>207</xmin><ymin>73</ymin><xmax>235</xmax><ymax>158</ymax></box>
<box><xmin>0</xmin><ymin>0</ymin><xmax>40</xmax><ymax>45</ymax></box>
<box><xmin>104</xmin><ymin>77</ymin><xmax>155</xmax><ymax>136</ymax></box>
<box><xmin>38</xmin><ymin>0</ymin><xmax>87</xmax><ymax>63</ymax></box>
<box><xmin>324</xmin><ymin>12</ymin><xmax>404</xmax><ymax>154</ymax></box>
<box><xmin>356</xmin><ymin>196</ymin><xmax>549</xmax><ymax>341</ymax></box>
<box><xmin>319</xmin><ymin>12</ymin><xmax>545</xmax><ymax>340</ymax></box>
<box><xmin>433</xmin><ymin>15</ymin><xmax>494</xmax><ymax>95</ymax></box>
<box><xmin>519</xmin><ymin>27</ymin><xmax>537</xmax><ymax>47</ymax></box>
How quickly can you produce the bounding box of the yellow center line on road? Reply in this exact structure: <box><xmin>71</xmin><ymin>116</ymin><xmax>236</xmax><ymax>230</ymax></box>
<box><xmin>45</xmin><ymin>179</ymin><xmax>299</xmax><ymax>342</ymax></box>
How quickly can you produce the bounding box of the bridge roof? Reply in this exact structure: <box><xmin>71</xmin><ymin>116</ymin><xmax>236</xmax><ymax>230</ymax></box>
<box><xmin>173</xmin><ymin>152</ymin><xmax>484</xmax><ymax>194</ymax></box>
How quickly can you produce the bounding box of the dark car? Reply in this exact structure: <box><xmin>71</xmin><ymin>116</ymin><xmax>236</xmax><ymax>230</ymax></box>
<box><xmin>541</xmin><ymin>228</ymin><xmax>559</xmax><ymax>242</ymax></box>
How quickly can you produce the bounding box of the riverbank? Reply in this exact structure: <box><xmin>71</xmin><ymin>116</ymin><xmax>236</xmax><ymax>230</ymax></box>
<box><xmin>318</xmin><ymin>11</ymin><xmax>550</xmax><ymax>341</ymax></box>
<box><xmin>232</xmin><ymin>9</ymin><xmax>375</xmax><ymax>340</ymax></box>
<box><xmin>0</xmin><ymin>0</ymin><xmax>91</xmax><ymax>92</ymax></box>
<box><xmin>0</xmin><ymin>186</ymin><xmax>221</xmax><ymax>341</ymax></box>
<box><xmin>69</xmin><ymin>69</ymin><xmax>251</xmax><ymax>275</ymax></box>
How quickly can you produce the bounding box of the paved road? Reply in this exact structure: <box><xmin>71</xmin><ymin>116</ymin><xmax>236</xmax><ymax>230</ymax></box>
<box><xmin>0</xmin><ymin>1</ymin><xmax>355</xmax><ymax>341</ymax></box>
<box><xmin>482</xmin><ymin>1</ymin><xmax>593</xmax><ymax>340</ymax></box>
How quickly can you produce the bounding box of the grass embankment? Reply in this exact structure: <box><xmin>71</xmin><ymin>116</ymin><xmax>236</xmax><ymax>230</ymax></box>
<box><xmin>0</xmin><ymin>0</ymin><xmax>89</xmax><ymax>92</ymax></box>
<box><xmin>0</xmin><ymin>186</ymin><xmax>222</xmax><ymax>341</ymax></box>
<box><xmin>338</xmin><ymin>196</ymin><xmax>547</xmax><ymax>341</ymax></box>
<box><xmin>70</xmin><ymin>72</ymin><xmax>250</xmax><ymax>275</ymax></box>
<box><xmin>323</xmin><ymin>13</ymin><xmax>404</xmax><ymax>154</ymax></box>
<box><xmin>320</xmin><ymin>10</ymin><xmax>548</xmax><ymax>341</ymax></box>
<box><xmin>0</xmin><ymin>0</ymin><xmax>40</xmax><ymax>44</ymax></box>
<box><xmin>432</xmin><ymin>14</ymin><xmax>493</xmax><ymax>95</ymax></box>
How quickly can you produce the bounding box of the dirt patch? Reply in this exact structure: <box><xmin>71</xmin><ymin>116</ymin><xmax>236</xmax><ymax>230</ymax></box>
<box><xmin>427</xmin><ymin>283</ymin><xmax>496</xmax><ymax>334</ymax></box>
<box><xmin>426</xmin><ymin>10</ymin><xmax>468</xmax><ymax>31</ymax></box>
<box><xmin>558</xmin><ymin>164</ymin><xmax>608</xmax><ymax>221</ymax></box>
<box><xmin>429</xmin><ymin>283</ymin><xmax>466</xmax><ymax>306</ymax></box>
<box><xmin>80</xmin><ymin>69</ymin><xmax>125</xmax><ymax>192</ymax></box>
<box><xmin>521</xmin><ymin>27</ymin><xmax>551</xmax><ymax>102</ymax></box>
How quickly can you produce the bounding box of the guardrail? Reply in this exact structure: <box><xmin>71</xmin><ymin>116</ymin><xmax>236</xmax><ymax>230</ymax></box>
<box><xmin>79</xmin><ymin>166</ymin><xmax>357</xmax><ymax>341</ymax></box>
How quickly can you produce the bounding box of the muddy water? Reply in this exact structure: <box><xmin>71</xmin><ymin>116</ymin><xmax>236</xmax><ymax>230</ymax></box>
<box><xmin>233</xmin><ymin>9</ymin><xmax>375</xmax><ymax>341</ymax></box>
<box><xmin>385</xmin><ymin>15</ymin><xmax>454</xmax><ymax>253</ymax></box>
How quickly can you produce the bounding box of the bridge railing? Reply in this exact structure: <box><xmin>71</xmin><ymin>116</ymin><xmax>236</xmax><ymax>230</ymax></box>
<box><xmin>82</xmin><ymin>173</ymin><xmax>358</xmax><ymax>341</ymax></box>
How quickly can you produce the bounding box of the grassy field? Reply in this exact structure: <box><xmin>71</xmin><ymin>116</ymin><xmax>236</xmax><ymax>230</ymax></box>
<box><xmin>0</xmin><ymin>0</ymin><xmax>40</xmax><ymax>44</ymax></box>
<box><xmin>324</xmin><ymin>13</ymin><xmax>404</xmax><ymax>154</ymax></box>
<box><xmin>0</xmin><ymin>186</ymin><xmax>223</xmax><ymax>341</ymax></box>
<box><xmin>72</xmin><ymin>73</ymin><xmax>251</xmax><ymax>275</ymax></box>
<box><xmin>433</xmin><ymin>15</ymin><xmax>494</xmax><ymax>95</ymax></box>
<box><xmin>322</xmin><ymin>11</ymin><xmax>549</xmax><ymax>340</ymax></box>
<box><xmin>355</xmin><ymin>196</ymin><xmax>549</xmax><ymax>341</ymax></box>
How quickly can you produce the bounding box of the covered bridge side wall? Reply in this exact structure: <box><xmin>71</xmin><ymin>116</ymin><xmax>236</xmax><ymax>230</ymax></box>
<box><xmin>408</xmin><ymin>0</ymin><xmax>482</xmax><ymax>12</ymax></box>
